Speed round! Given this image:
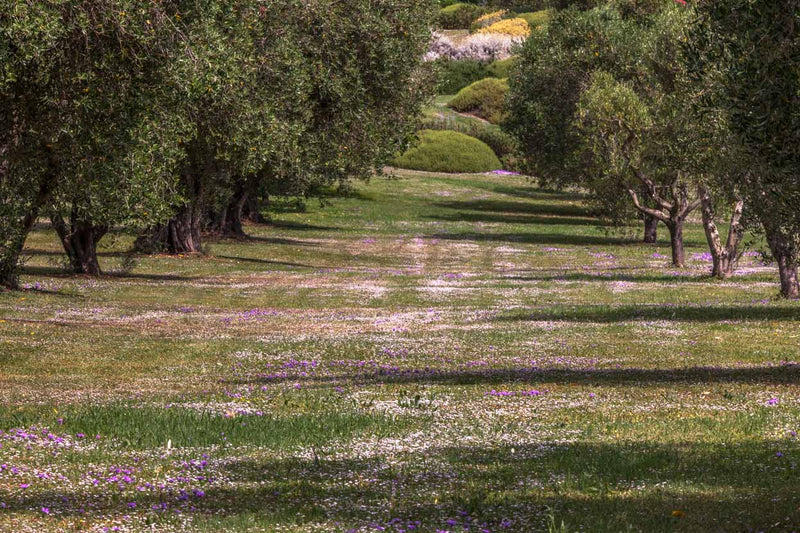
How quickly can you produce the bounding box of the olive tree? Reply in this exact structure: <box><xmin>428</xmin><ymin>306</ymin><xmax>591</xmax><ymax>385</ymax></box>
<box><xmin>505</xmin><ymin>2</ymin><xmax>682</xmax><ymax>245</ymax></box>
<box><xmin>0</xmin><ymin>0</ymin><xmax>190</xmax><ymax>286</ymax></box>
<box><xmin>687</xmin><ymin>0</ymin><xmax>800</xmax><ymax>297</ymax></box>
<box><xmin>145</xmin><ymin>0</ymin><xmax>436</xmax><ymax>254</ymax></box>
<box><xmin>507</xmin><ymin>1</ymin><xmax>747</xmax><ymax>271</ymax></box>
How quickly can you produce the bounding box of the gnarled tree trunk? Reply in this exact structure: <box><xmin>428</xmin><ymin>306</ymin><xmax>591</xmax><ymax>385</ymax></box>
<box><xmin>165</xmin><ymin>203</ymin><xmax>204</xmax><ymax>253</ymax></box>
<box><xmin>136</xmin><ymin>163</ymin><xmax>207</xmax><ymax>254</ymax></box>
<box><xmin>212</xmin><ymin>185</ymin><xmax>248</xmax><ymax>238</ymax></box>
<box><xmin>762</xmin><ymin>219</ymin><xmax>799</xmax><ymax>299</ymax></box>
<box><xmin>644</xmin><ymin>215</ymin><xmax>659</xmax><ymax>244</ymax></box>
<box><xmin>243</xmin><ymin>192</ymin><xmax>268</xmax><ymax>224</ymax></box>
<box><xmin>51</xmin><ymin>210</ymin><xmax>108</xmax><ymax>275</ymax></box>
<box><xmin>666</xmin><ymin>219</ymin><xmax>686</xmax><ymax>268</ymax></box>
<box><xmin>700</xmin><ymin>189</ymin><xmax>744</xmax><ymax>279</ymax></box>
<box><xmin>627</xmin><ymin>171</ymin><xmax>701</xmax><ymax>268</ymax></box>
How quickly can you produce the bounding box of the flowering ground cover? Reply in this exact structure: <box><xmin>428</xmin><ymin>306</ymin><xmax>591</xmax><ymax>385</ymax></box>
<box><xmin>1</xmin><ymin>170</ymin><xmax>799</xmax><ymax>532</ymax></box>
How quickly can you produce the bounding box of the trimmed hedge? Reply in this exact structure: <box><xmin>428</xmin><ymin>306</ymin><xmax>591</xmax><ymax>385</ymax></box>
<box><xmin>448</xmin><ymin>77</ymin><xmax>509</xmax><ymax>124</ymax></box>
<box><xmin>392</xmin><ymin>130</ymin><xmax>502</xmax><ymax>173</ymax></box>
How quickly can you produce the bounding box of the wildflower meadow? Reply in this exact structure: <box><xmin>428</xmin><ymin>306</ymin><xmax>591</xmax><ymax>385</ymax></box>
<box><xmin>2</xmin><ymin>0</ymin><xmax>800</xmax><ymax>532</ymax></box>
<box><xmin>1</xmin><ymin>170</ymin><xmax>799</xmax><ymax>532</ymax></box>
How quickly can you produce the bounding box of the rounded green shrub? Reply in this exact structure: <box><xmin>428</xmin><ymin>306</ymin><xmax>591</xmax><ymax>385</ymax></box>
<box><xmin>438</xmin><ymin>3</ymin><xmax>488</xmax><ymax>30</ymax></box>
<box><xmin>392</xmin><ymin>130</ymin><xmax>502</xmax><ymax>173</ymax></box>
<box><xmin>448</xmin><ymin>77</ymin><xmax>509</xmax><ymax>125</ymax></box>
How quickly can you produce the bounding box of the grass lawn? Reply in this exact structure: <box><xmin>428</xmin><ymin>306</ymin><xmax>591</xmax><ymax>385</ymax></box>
<box><xmin>1</xmin><ymin>170</ymin><xmax>798</xmax><ymax>532</ymax></box>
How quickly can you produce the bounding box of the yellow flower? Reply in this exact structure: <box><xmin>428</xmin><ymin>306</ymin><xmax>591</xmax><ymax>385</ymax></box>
<box><xmin>474</xmin><ymin>10</ymin><xmax>507</xmax><ymax>27</ymax></box>
<box><xmin>671</xmin><ymin>510</ymin><xmax>686</xmax><ymax>518</ymax></box>
<box><xmin>477</xmin><ymin>18</ymin><xmax>531</xmax><ymax>38</ymax></box>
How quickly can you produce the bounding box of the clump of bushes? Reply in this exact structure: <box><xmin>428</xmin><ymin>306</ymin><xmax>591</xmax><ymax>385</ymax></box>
<box><xmin>517</xmin><ymin>10</ymin><xmax>550</xmax><ymax>30</ymax></box>
<box><xmin>435</xmin><ymin>57</ymin><xmax>518</xmax><ymax>95</ymax></box>
<box><xmin>438</xmin><ymin>3</ymin><xmax>488</xmax><ymax>29</ymax></box>
<box><xmin>448</xmin><ymin>77</ymin><xmax>509</xmax><ymax>124</ymax></box>
<box><xmin>477</xmin><ymin>18</ymin><xmax>531</xmax><ymax>37</ymax></box>
<box><xmin>435</xmin><ymin>59</ymin><xmax>492</xmax><ymax>94</ymax></box>
<box><xmin>392</xmin><ymin>130</ymin><xmax>502</xmax><ymax>173</ymax></box>
<box><xmin>487</xmin><ymin>57</ymin><xmax>517</xmax><ymax>78</ymax></box>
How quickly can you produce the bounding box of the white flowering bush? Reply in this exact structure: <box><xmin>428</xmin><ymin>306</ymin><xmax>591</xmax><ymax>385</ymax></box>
<box><xmin>426</xmin><ymin>32</ymin><xmax>522</xmax><ymax>62</ymax></box>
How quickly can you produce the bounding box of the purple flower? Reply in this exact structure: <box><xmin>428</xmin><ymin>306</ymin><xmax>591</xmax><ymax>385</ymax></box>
<box><xmin>767</xmin><ymin>397</ymin><xmax>779</xmax><ymax>406</ymax></box>
<box><xmin>41</xmin><ymin>507</ymin><xmax>50</xmax><ymax>514</ymax></box>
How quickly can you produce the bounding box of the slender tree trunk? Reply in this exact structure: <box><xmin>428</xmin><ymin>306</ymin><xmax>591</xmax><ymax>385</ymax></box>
<box><xmin>51</xmin><ymin>210</ymin><xmax>108</xmax><ymax>275</ymax></box>
<box><xmin>0</xmin><ymin>161</ymin><xmax>57</xmax><ymax>288</ymax></box>
<box><xmin>763</xmin><ymin>221</ymin><xmax>799</xmax><ymax>299</ymax></box>
<box><xmin>700</xmin><ymin>192</ymin><xmax>744</xmax><ymax>280</ymax></box>
<box><xmin>644</xmin><ymin>215</ymin><xmax>658</xmax><ymax>244</ymax></box>
<box><xmin>667</xmin><ymin>220</ymin><xmax>685</xmax><ymax>268</ymax></box>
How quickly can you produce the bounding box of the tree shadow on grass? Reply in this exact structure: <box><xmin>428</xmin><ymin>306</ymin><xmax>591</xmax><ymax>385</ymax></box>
<box><xmin>428</xmin><ymin>231</ymin><xmax>637</xmax><ymax>247</ymax></box>
<box><xmin>493</xmin><ymin>304</ymin><xmax>800</xmax><ymax>323</ymax></box>
<box><xmin>478</xmin><ymin>182</ymin><xmax>586</xmax><ymax>201</ymax></box>
<box><xmin>266</xmin><ymin>220</ymin><xmax>341</xmax><ymax>232</ymax></box>
<box><xmin>1</xmin><ymin>440</ymin><xmax>797</xmax><ymax>532</ymax></box>
<box><xmin>237</xmin><ymin>363</ymin><xmax>800</xmax><ymax>389</ymax></box>
<box><xmin>429</xmin><ymin>211</ymin><xmax>614</xmax><ymax>227</ymax></box>
<box><xmin>21</xmin><ymin>248</ymin><xmax>129</xmax><ymax>258</ymax></box>
<box><xmin>18</xmin><ymin>265</ymin><xmax>200</xmax><ymax>283</ymax></box>
<box><xmin>433</xmin><ymin>199</ymin><xmax>593</xmax><ymax>218</ymax></box>
<box><xmin>502</xmin><ymin>270</ymin><xmax>722</xmax><ymax>284</ymax></box>
<box><xmin>215</xmin><ymin>255</ymin><xmax>318</xmax><ymax>269</ymax></box>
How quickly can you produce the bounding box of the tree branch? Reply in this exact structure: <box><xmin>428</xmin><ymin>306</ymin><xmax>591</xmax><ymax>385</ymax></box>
<box><xmin>627</xmin><ymin>187</ymin><xmax>670</xmax><ymax>223</ymax></box>
<box><xmin>630</xmin><ymin>167</ymin><xmax>674</xmax><ymax>211</ymax></box>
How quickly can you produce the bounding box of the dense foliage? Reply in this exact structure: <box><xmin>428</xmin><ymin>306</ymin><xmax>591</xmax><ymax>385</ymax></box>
<box><xmin>438</xmin><ymin>3</ymin><xmax>488</xmax><ymax>29</ymax></box>
<box><xmin>0</xmin><ymin>0</ymin><xmax>192</xmax><ymax>283</ymax></box>
<box><xmin>685</xmin><ymin>0</ymin><xmax>800</xmax><ymax>297</ymax></box>
<box><xmin>505</xmin><ymin>0</ymin><xmax>799</xmax><ymax>295</ymax></box>
<box><xmin>0</xmin><ymin>0</ymin><xmax>435</xmax><ymax>284</ymax></box>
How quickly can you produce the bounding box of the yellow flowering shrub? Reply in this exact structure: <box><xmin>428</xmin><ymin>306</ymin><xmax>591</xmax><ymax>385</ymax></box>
<box><xmin>477</xmin><ymin>18</ymin><xmax>531</xmax><ymax>38</ymax></box>
<box><xmin>472</xmin><ymin>10</ymin><xmax>507</xmax><ymax>29</ymax></box>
